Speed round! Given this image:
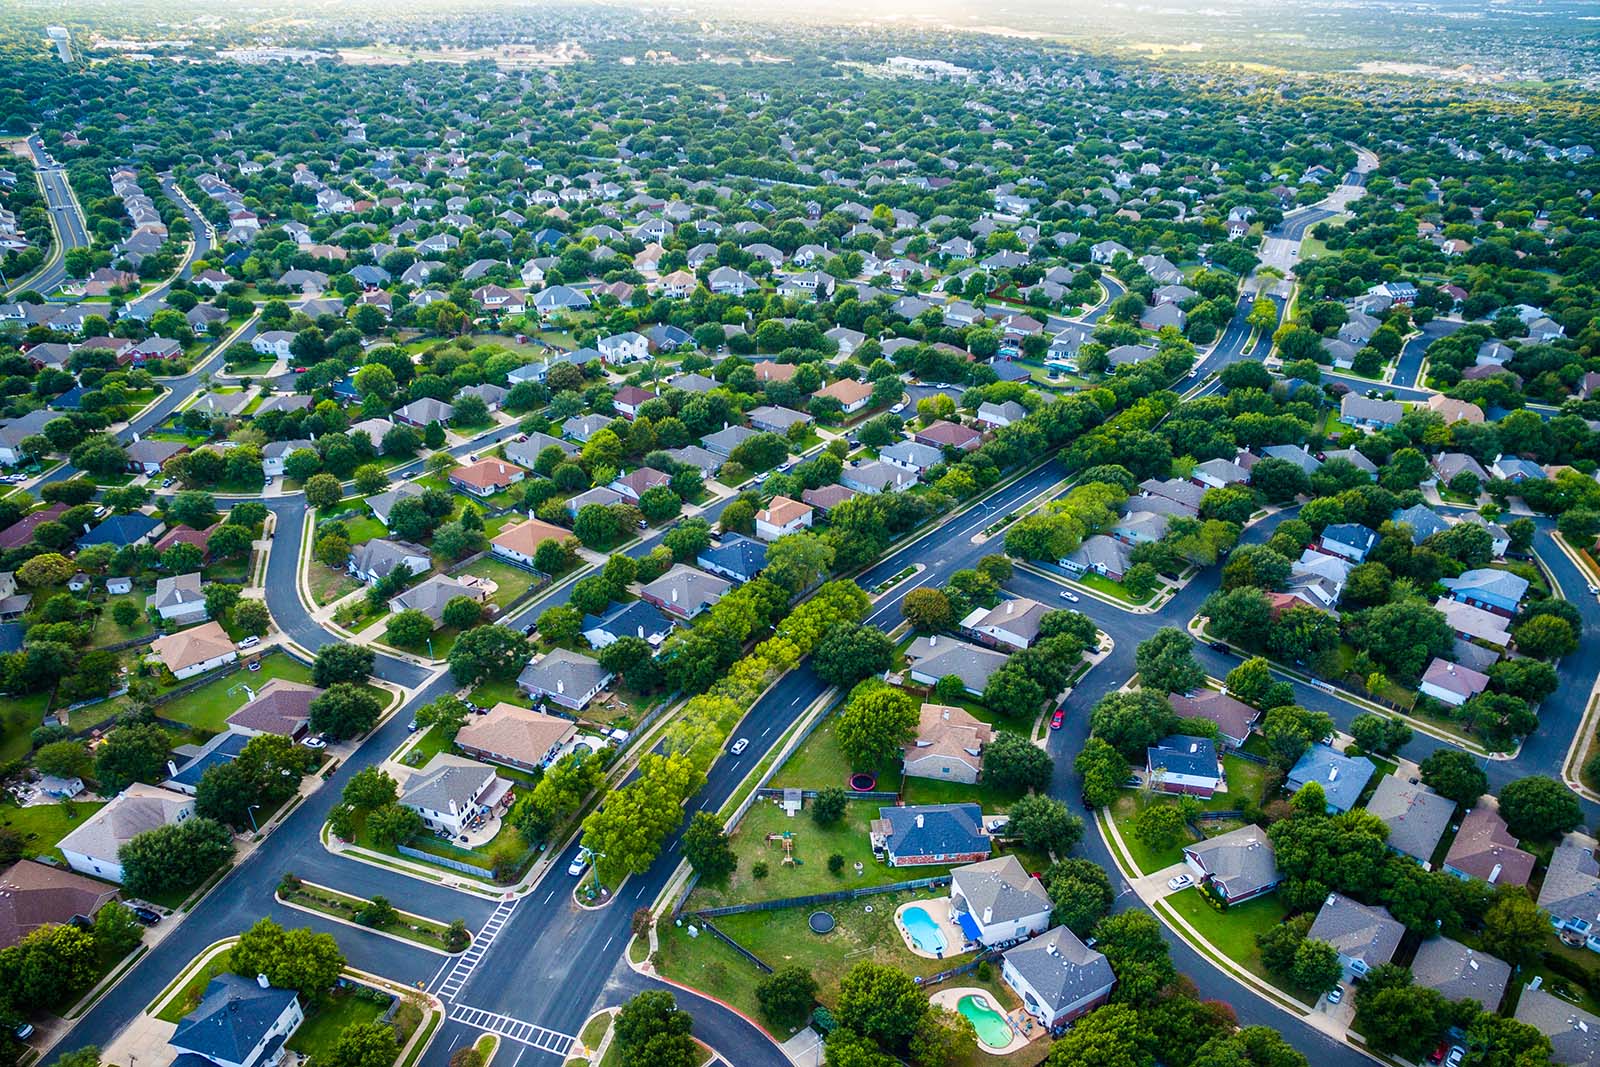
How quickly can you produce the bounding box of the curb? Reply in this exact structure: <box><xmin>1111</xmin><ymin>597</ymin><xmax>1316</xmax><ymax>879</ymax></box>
<box><xmin>273</xmin><ymin>885</ymin><xmax>465</xmax><ymax>957</ymax></box>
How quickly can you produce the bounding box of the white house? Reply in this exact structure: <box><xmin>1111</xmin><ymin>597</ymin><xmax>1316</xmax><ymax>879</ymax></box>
<box><xmin>949</xmin><ymin>855</ymin><xmax>1052</xmax><ymax>945</ymax></box>
<box><xmin>251</xmin><ymin>331</ymin><xmax>295</xmax><ymax>360</ymax></box>
<box><xmin>399</xmin><ymin>754</ymin><xmax>507</xmax><ymax>837</ymax></box>
<box><xmin>754</xmin><ymin>496</ymin><xmax>813</xmax><ymax>542</ymax></box>
<box><xmin>57</xmin><ymin>783</ymin><xmax>195</xmax><ymax>883</ymax></box>
<box><xmin>597</xmin><ymin>331</ymin><xmax>650</xmax><ymax>364</ymax></box>
<box><xmin>149</xmin><ymin>621</ymin><xmax>238</xmax><ymax>680</ymax></box>
<box><xmin>147</xmin><ymin>572</ymin><xmax>208</xmax><ymax>624</ymax></box>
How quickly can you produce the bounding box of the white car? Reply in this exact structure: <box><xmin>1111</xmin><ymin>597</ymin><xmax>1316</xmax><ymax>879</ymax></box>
<box><xmin>1166</xmin><ymin>874</ymin><xmax>1192</xmax><ymax>891</ymax></box>
<box><xmin>890</xmin><ymin>403</ymin><xmax>906</xmax><ymax>413</ymax></box>
<box><xmin>1326</xmin><ymin>986</ymin><xmax>1343</xmax><ymax>1005</ymax></box>
<box><xmin>1058</xmin><ymin>590</ymin><xmax>1080</xmax><ymax>603</ymax></box>
<box><xmin>1445</xmin><ymin>1048</ymin><xmax>1464</xmax><ymax>1067</ymax></box>
<box><xmin>300</xmin><ymin>734</ymin><xmax>328</xmax><ymax>750</ymax></box>
<box><xmin>730</xmin><ymin>738</ymin><xmax>750</xmax><ymax>755</ymax></box>
<box><xmin>568</xmin><ymin>847</ymin><xmax>593</xmax><ymax>876</ymax></box>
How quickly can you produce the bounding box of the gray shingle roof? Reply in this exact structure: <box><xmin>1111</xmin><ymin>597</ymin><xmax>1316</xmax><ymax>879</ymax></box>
<box><xmin>1366</xmin><ymin>776</ymin><xmax>1454</xmax><ymax>862</ymax></box>
<box><xmin>1286</xmin><ymin>745</ymin><xmax>1376</xmax><ymax>812</ymax></box>
<box><xmin>876</xmin><ymin>803</ymin><xmax>989</xmax><ymax>860</ymax></box>
<box><xmin>951</xmin><ymin>855</ymin><xmax>1051</xmax><ymax>926</ymax></box>
<box><xmin>1183</xmin><ymin>825</ymin><xmax>1278</xmax><ymax>900</ymax></box>
<box><xmin>1411</xmin><ymin>937</ymin><xmax>1510</xmax><ymax>1009</ymax></box>
<box><xmin>1307</xmin><ymin>894</ymin><xmax>1403</xmax><ymax>969</ymax></box>
<box><xmin>1516</xmin><ymin>986</ymin><xmax>1600</xmax><ymax>1067</ymax></box>
<box><xmin>1002</xmin><ymin>926</ymin><xmax>1115</xmax><ymax>1012</ymax></box>
<box><xmin>401</xmin><ymin>754</ymin><xmax>496</xmax><ymax>814</ymax></box>
<box><xmin>1537</xmin><ymin>833</ymin><xmax>1600</xmax><ymax>926</ymax></box>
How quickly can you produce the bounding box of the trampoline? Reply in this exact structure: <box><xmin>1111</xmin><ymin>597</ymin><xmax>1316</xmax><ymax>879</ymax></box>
<box><xmin>809</xmin><ymin>911</ymin><xmax>836</xmax><ymax>934</ymax></box>
<box><xmin>848</xmin><ymin>772</ymin><xmax>877</xmax><ymax>791</ymax></box>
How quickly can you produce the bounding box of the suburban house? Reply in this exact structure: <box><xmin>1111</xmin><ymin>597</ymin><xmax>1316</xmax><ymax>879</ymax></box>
<box><xmin>1411</xmin><ymin>937</ymin><xmax>1510</xmax><ymax>1011</ymax></box>
<box><xmin>169</xmin><ymin>973</ymin><xmax>304</xmax><ymax>1067</ymax></box>
<box><xmin>394</xmin><ymin>397</ymin><xmax>453</xmax><ymax>427</ymax></box>
<box><xmin>1443</xmin><ymin>807</ymin><xmax>1535</xmax><ymax>887</ymax></box>
<box><xmin>1435</xmin><ymin>598</ymin><xmax>1512</xmax><ymax>647</ymax></box>
<box><xmin>879</xmin><ymin>440</ymin><xmax>944</xmax><ymax>476</ymax></box>
<box><xmin>449</xmin><ymin>458</ymin><xmax>526</xmax><ymax>498</ymax></box>
<box><xmin>841</xmin><ymin>460</ymin><xmax>918</xmax><ymax>495</ymax></box>
<box><xmin>581</xmin><ymin>599</ymin><xmax>674</xmax><ymax>649</ymax></box>
<box><xmin>455</xmin><ymin>703</ymin><xmax>579</xmax><ymax>772</ymax></box>
<box><xmin>148</xmin><ymin>572</ymin><xmax>209</xmax><ymax>625</ymax></box>
<box><xmin>695</xmin><ymin>535</ymin><xmax>767</xmax><ymax>584</ymax></box>
<box><xmin>388</xmin><ymin>574</ymin><xmax>487</xmax><ymax>627</ymax></box>
<box><xmin>57</xmin><ymin>783</ymin><xmax>195</xmax><ymax>883</ymax></box>
<box><xmin>754</xmin><ymin>496</ymin><xmax>813</xmax><ymax>542</ymax></box>
<box><xmin>1393</xmin><ymin>504</ymin><xmax>1451</xmax><ymax>545</ymax></box>
<box><xmin>597</xmin><ymin>331</ymin><xmax>649</xmax><ymax>364</ymax></box>
<box><xmin>640</xmin><ymin>565</ymin><xmax>731</xmax><ymax>621</ymax></box>
<box><xmin>127</xmin><ymin>438</ymin><xmax>187</xmax><ymax>475</ymax></box>
<box><xmin>516</xmin><ymin>648</ymin><xmax>615</xmax><ymax>711</ymax></box>
<box><xmin>1339</xmin><ymin>394</ymin><xmax>1403</xmax><ymax>429</ymax></box>
<box><xmin>960</xmin><ymin>597</ymin><xmax>1049</xmax><ymax>651</ymax></box>
<box><xmin>400</xmin><ymin>754</ymin><xmax>508</xmax><ymax>838</ymax></box>
<box><xmin>1367</xmin><ymin>776</ymin><xmax>1454</xmax><ymax>864</ymax></box>
<box><xmin>490</xmin><ymin>518</ymin><xmax>570</xmax><ymax>568</ymax></box>
<box><xmin>226</xmin><ymin>679</ymin><xmax>321</xmax><ymax>739</ymax></box>
<box><xmin>1538</xmin><ymin>832</ymin><xmax>1600</xmax><ymax>940</ymax></box>
<box><xmin>746</xmin><ymin>405</ymin><xmax>812</xmax><ymax>434</ymax></box>
<box><xmin>348</xmin><ymin>539</ymin><xmax>431</xmax><ymax>584</ymax></box>
<box><xmin>0</xmin><ymin>860</ymin><xmax>120</xmax><ymax>949</ymax></box>
<box><xmin>366</xmin><ymin>482</ymin><xmax>426</xmax><ymax>527</ymax></box>
<box><xmin>1145</xmin><ymin>735</ymin><xmax>1224</xmax><ymax>797</ymax></box>
<box><xmin>1440</xmin><ymin>569</ymin><xmax>1528</xmax><ymax>617</ymax></box>
<box><xmin>1419</xmin><ymin>657</ymin><xmax>1490</xmax><ymax>708</ymax></box>
<box><xmin>814</xmin><ymin>378</ymin><xmax>873</xmax><ymax>415</ymax></box>
<box><xmin>915</xmin><ymin>420</ymin><xmax>984</xmax><ymax>453</ymax></box>
<box><xmin>1309</xmin><ymin>894</ymin><xmax>1405</xmax><ymax>979</ymax></box>
<box><xmin>1001</xmin><ymin>926</ymin><xmax>1116</xmax><ymax>1027</ymax></box>
<box><xmin>1515</xmin><ymin>986</ymin><xmax>1600</xmax><ymax>1067</ymax></box>
<box><xmin>150</xmin><ymin>621</ymin><xmax>238</xmax><ymax>680</ymax></box>
<box><xmin>1285</xmin><ymin>744</ymin><xmax>1375</xmax><ymax>813</ymax></box>
<box><xmin>610</xmin><ymin>467</ymin><xmax>670</xmax><ymax>503</ymax></box>
<box><xmin>1182</xmin><ymin>825</ymin><xmax>1280</xmax><ymax>904</ymax></box>
<box><xmin>612</xmin><ymin>385</ymin><xmax>656</xmax><ymax>420</ymax></box>
<box><xmin>871</xmin><ymin>803</ymin><xmax>991</xmax><ymax>867</ymax></box>
<box><xmin>1062</xmin><ymin>535</ymin><xmax>1132</xmax><ymax>582</ymax></box>
<box><xmin>949</xmin><ymin>855</ymin><xmax>1052</xmax><ymax>945</ymax></box>
<box><xmin>1168</xmin><ymin>690</ymin><xmax>1257</xmax><ymax>748</ymax></box>
<box><xmin>976</xmin><ymin>401</ymin><xmax>1027</xmax><ymax>429</ymax></box>
<box><xmin>565</xmin><ymin>486</ymin><xmax>624</xmax><ymax>516</ymax></box>
<box><xmin>904</xmin><ymin>635</ymin><xmax>1009</xmax><ymax>696</ymax></box>
<box><xmin>902</xmin><ymin>703</ymin><xmax>992</xmax><ymax>785</ymax></box>
<box><xmin>503</xmin><ymin>433</ymin><xmax>574</xmax><ymax>468</ymax></box>
<box><xmin>1191</xmin><ymin>457</ymin><xmax>1250</xmax><ymax>490</ymax></box>
<box><xmin>1316</xmin><ymin>523</ymin><xmax>1378</xmax><ymax>564</ymax></box>
<box><xmin>80</xmin><ymin>513</ymin><xmax>161</xmax><ymax>549</ymax></box>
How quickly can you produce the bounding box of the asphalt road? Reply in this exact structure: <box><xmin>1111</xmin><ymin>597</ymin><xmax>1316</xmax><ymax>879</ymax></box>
<box><xmin>8</xmin><ymin>134</ymin><xmax>89</xmax><ymax>297</ymax></box>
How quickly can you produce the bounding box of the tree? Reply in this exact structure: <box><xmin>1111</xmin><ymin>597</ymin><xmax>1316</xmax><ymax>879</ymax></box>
<box><xmin>1042</xmin><ymin>858</ymin><xmax>1114</xmax><ymax>935</ymax></box>
<box><xmin>1076</xmin><ymin>737</ymin><xmax>1131</xmax><ymax>808</ymax></box>
<box><xmin>756</xmin><ymin>967</ymin><xmax>818</xmax><ymax>1029</ymax></box>
<box><xmin>1191</xmin><ymin>1028</ymin><xmax>1311</xmax><ymax>1067</ymax></box>
<box><xmin>1043</xmin><ymin>1003</ymin><xmax>1147</xmax><ymax>1067</ymax></box>
<box><xmin>1481</xmin><ymin>889</ymin><xmax>1548</xmax><ymax>967</ymax></box>
<box><xmin>366</xmin><ymin>803</ymin><xmax>424</xmax><ymax>845</ymax></box>
<box><xmin>1134</xmin><ymin>628</ymin><xmax>1205</xmax><ymax>694</ymax></box>
<box><xmin>1289</xmin><ymin>939</ymin><xmax>1342</xmax><ymax>996</ymax></box>
<box><xmin>1224</xmin><ymin>658</ymin><xmax>1293</xmax><ymax>711</ymax></box>
<box><xmin>1498</xmin><ymin>775</ymin><xmax>1581</xmax><ymax>840</ymax></box>
<box><xmin>901</xmin><ymin>588</ymin><xmax>954</xmax><ymax>632</ymax></box>
<box><xmin>1348</xmin><ymin>713</ymin><xmax>1412</xmax><ymax>756</ymax></box>
<box><xmin>614</xmin><ymin>990</ymin><xmax>697</xmax><ymax>1067</ymax></box>
<box><xmin>1512</xmin><ymin>613</ymin><xmax>1577</xmax><ymax>659</ymax></box>
<box><xmin>764</xmin><ymin>532</ymin><xmax>835</xmax><ymax>593</ymax></box>
<box><xmin>448</xmin><ymin>624</ymin><xmax>531</xmax><ymax>685</ymax></box>
<box><xmin>117</xmin><ymin>817</ymin><xmax>234</xmax><ymax>899</ymax></box>
<box><xmin>93</xmin><ymin>901</ymin><xmax>146</xmax><ymax>958</ymax></box>
<box><xmin>1090</xmin><ymin>689</ymin><xmax>1179</xmax><ymax>759</ymax></box>
<box><xmin>681</xmin><ymin>811</ymin><xmax>736</xmax><ymax>881</ymax></box>
<box><xmin>983</xmin><ymin>732</ymin><xmax>1053</xmax><ymax>794</ymax></box>
<box><xmin>835</xmin><ymin>962</ymin><xmax>928</xmax><ymax>1051</ymax></box>
<box><xmin>95</xmin><ymin>722</ymin><xmax>172</xmax><ymax>792</ymax></box>
<box><xmin>1259</xmin><ymin>705</ymin><xmax>1333</xmax><ymax>769</ymax></box>
<box><xmin>34</xmin><ymin>739</ymin><xmax>91</xmax><ymax>780</ymax></box>
<box><xmin>308</xmin><ymin>684</ymin><xmax>383</xmax><ymax>740</ymax></box>
<box><xmin>442</xmin><ymin>595</ymin><xmax>484</xmax><ymax>630</ymax></box>
<box><xmin>812</xmin><ymin>623</ymin><xmax>895</xmax><ymax>688</ymax></box>
<box><xmin>910</xmin><ymin>1008</ymin><xmax>979</xmax><ymax>1067</ymax></box>
<box><xmin>313</xmin><ymin>643</ymin><xmax>374</xmax><ymax>686</ymax></box>
<box><xmin>204</xmin><ymin>582</ymin><xmax>241</xmax><ymax>622</ymax></box>
<box><xmin>834</xmin><ymin>686</ymin><xmax>919</xmax><ymax>769</ymax></box>
<box><xmin>1133</xmin><ymin>804</ymin><xmax>1187</xmax><ymax>850</ymax></box>
<box><xmin>17</xmin><ymin>552</ymin><xmax>75</xmax><ymax>588</ymax></box>
<box><xmin>1418</xmin><ymin>749</ymin><xmax>1487</xmax><ymax>806</ymax></box>
<box><xmin>1091</xmin><ymin>911</ymin><xmax>1175</xmax><ymax>1005</ymax></box>
<box><xmin>0</xmin><ymin>922</ymin><xmax>99</xmax><ymax>1011</ymax></box>
<box><xmin>385</xmin><ymin>609</ymin><xmax>433</xmax><ymax>648</ymax></box>
<box><xmin>1352</xmin><ymin>967</ymin><xmax>1448</xmax><ymax>1061</ymax></box>
<box><xmin>353</xmin><ymin>464</ymin><xmax>389</xmax><ymax>496</ymax></box>
<box><xmin>343</xmin><ymin>767</ymin><xmax>399</xmax><ymax>810</ymax></box>
<box><xmin>234</xmin><ymin>599</ymin><xmax>271</xmax><ymax>637</ymax></box>
<box><xmin>230</xmin><ymin>918</ymin><xmax>346</xmax><ymax>1002</ymax></box>
<box><xmin>304</xmin><ymin>473</ymin><xmax>343</xmax><ymax>509</ymax></box>
<box><xmin>1004</xmin><ymin>794</ymin><xmax>1083</xmax><ymax>855</ymax></box>
<box><xmin>811</xmin><ymin>787</ymin><xmax>847</xmax><ymax>828</ymax></box>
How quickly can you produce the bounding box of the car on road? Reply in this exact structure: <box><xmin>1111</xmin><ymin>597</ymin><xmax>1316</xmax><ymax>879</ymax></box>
<box><xmin>301</xmin><ymin>734</ymin><xmax>328</xmax><ymax>750</ymax></box>
<box><xmin>1209</xmin><ymin>641</ymin><xmax>1230</xmax><ymax>653</ymax></box>
<box><xmin>1326</xmin><ymin>986</ymin><xmax>1343</xmax><ymax>1005</ymax></box>
<box><xmin>130</xmin><ymin>905</ymin><xmax>162</xmax><ymax>926</ymax></box>
<box><xmin>1050</xmin><ymin>709</ymin><xmax>1064</xmax><ymax>730</ymax></box>
<box><xmin>1167</xmin><ymin>874</ymin><xmax>1192</xmax><ymax>891</ymax></box>
<box><xmin>568</xmin><ymin>847</ymin><xmax>593</xmax><ymax>876</ymax></box>
<box><xmin>1058</xmin><ymin>589</ymin><xmax>1079</xmax><ymax>603</ymax></box>
<box><xmin>1589</xmin><ymin>583</ymin><xmax>1598</xmax><ymax>597</ymax></box>
<box><xmin>890</xmin><ymin>403</ymin><xmax>905</xmax><ymax>413</ymax></box>
<box><xmin>407</xmin><ymin>718</ymin><xmax>419</xmax><ymax>732</ymax></box>
<box><xmin>730</xmin><ymin>737</ymin><xmax>750</xmax><ymax>755</ymax></box>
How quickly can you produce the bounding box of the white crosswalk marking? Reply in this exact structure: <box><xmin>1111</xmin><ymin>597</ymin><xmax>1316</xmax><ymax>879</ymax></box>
<box><xmin>434</xmin><ymin>899</ymin><xmax>517</xmax><ymax>1001</ymax></box>
<box><xmin>448</xmin><ymin>1003</ymin><xmax>576</xmax><ymax>1059</ymax></box>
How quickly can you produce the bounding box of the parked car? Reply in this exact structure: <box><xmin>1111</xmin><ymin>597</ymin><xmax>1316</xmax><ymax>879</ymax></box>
<box><xmin>730</xmin><ymin>737</ymin><xmax>750</xmax><ymax>755</ymax></box>
<box><xmin>1428</xmin><ymin>1044</ymin><xmax>1448</xmax><ymax>1064</ymax></box>
<box><xmin>13</xmin><ymin>1024</ymin><xmax>32</xmax><ymax>1041</ymax></box>
<box><xmin>1050</xmin><ymin>709</ymin><xmax>1064</xmax><ymax>730</ymax></box>
<box><xmin>236</xmin><ymin>635</ymin><xmax>260</xmax><ymax>649</ymax></box>
<box><xmin>407</xmin><ymin>719</ymin><xmax>419</xmax><ymax>732</ymax></box>
<box><xmin>1326</xmin><ymin>986</ymin><xmax>1343</xmax><ymax>1005</ymax></box>
<box><xmin>1167</xmin><ymin>874</ymin><xmax>1192</xmax><ymax>891</ymax></box>
<box><xmin>1446</xmin><ymin>1048</ymin><xmax>1464</xmax><ymax>1067</ymax></box>
<box><xmin>301</xmin><ymin>734</ymin><xmax>328</xmax><ymax>750</ymax></box>
<box><xmin>568</xmin><ymin>847</ymin><xmax>593</xmax><ymax>876</ymax></box>
<box><xmin>129</xmin><ymin>905</ymin><xmax>162</xmax><ymax>926</ymax></box>
<box><xmin>1209</xmin><ymin>641</ymin><xmax>1230</xmax><ymax>653</ymax></box>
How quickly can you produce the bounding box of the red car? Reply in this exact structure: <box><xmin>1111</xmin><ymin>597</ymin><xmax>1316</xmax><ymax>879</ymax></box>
<box><xmin>1428</xmin><ymin>1045</ymin><xmax>1448</xmax><ymax>1065</ymax></box>
<box><xmin>1050</xmin><ymin>709</ymin><xmax>1065</xmax><ymax>730</ymax></box>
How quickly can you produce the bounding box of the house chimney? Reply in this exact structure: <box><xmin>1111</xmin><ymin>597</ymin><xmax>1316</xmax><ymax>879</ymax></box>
<box><xmin>671</xmin><ymin>587</ymin><xmax>679</xmax><ymax>603</ymax></box>
<box><xmin>982</xmin><ymin>907</ymin><xmax>992</xmax><ymax>925</ymax></box>
<box><xmin>929</xmin><ymin>635</ymin><xmax>937</xmax><ymax>646</ymax></box>
<box><xmin>1005</xmin><ymin>600</ymin><xmax>1013</xmax><ymax>614</ymax></box>
<box><xmin>1328</xmin><ymin>767</ymin><xmax>1338</xmax><ymax>781</ymax></box>
<box><xmin>556</xmin><ymin>679</ymin><xmax>565</xmax><ymax>695</ymax></box>
<box><xmin>167</xmin><ymin>760</ymin><xmax>179</xmax><ymax>777</ymax></box>
<box><xmin>1488</xmin><ymin>863</ymin><xmax>1502</xmax><ymax>883</ymax></box>
<box><xmin>637</xmin><ymin>625</ymin><xmax>645</xmax><ymax>639</ymax></box>
<box><xmin>257</xmin><ymin>973</ymin><xmax>271</xmax><ymax>989</ymax></box>
<box><xmin>915</xmin><ymin>813</ymin><xmax>924</xmax><ymax>828</ymax></box>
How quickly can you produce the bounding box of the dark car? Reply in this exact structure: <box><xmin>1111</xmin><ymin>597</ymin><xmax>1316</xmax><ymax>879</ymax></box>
<box><xmin>1209</xmin><ymin>641</ymin><xmax>1230</xmax><ymax>654</ymax></box>
<box><xmin>130</xmin><ymin>905</ymin><xmax>162</xmax><ymax>926</ymax></box>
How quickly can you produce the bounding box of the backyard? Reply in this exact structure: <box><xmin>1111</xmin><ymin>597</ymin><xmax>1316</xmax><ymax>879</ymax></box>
<box><xmin>461</xmin><ymin>556</ymin><xmax>542</xmax><ymax>610</ymax></box>
<box><xmin>286</xmin><ymin>987</ymin><xmax>390</xmax><ymax>1064</ymax></box>
<box><xmin>90</xmin><ymin>593</ymin><xmax>158</xmax><ymax>646</ymax></box>
<box><xmin>0</xmin><ymin>798</ymin><xmax>107</xmax><ymax>864</ymax></box>
<box><xmin>1109</xmin><ymin>754</ymin><xmax>1270</xmax><ymax>875</ymax></box>
<box><xmin>0</xmin><ymin>691</ymin><xmax>50</xmax><ymax>763</ymax></box>
<box><xmin>154</xmin><ymin>654</ymin><xmax>318</xmax><ymax>733</ymax></box>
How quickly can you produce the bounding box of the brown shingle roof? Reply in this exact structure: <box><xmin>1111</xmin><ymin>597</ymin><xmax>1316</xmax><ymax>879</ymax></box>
<box><xmin>454</xmin><ymin>703</ymin><xmax>578</xmax><ymax>767</ymax></box>
<box><xmin>0</xmin><ymin>860</ymin><xmax>119</xmax><ymax>948</ymax></box>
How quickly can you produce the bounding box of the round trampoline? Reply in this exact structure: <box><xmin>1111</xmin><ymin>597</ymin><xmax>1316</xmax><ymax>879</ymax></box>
<box><xmin>849</xmin><ymin>772</ymin><xmax>877</xmax><ymax>791</ymax></box>
<box><xmin>809</xmin><ymin>911</ymin><xmax>836</xmax><ymax>934</ymax></box>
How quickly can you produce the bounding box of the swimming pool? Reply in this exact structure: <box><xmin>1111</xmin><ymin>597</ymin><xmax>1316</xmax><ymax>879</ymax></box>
<box><xmin>957</xmin><ymin>994</ymin><xmax>1013</xmax><ymax>1049</ymax></box>
<box><xmin>901</xmin><ymin>905</ymin><xmax>948</xmax><ymax>954</ymax></box>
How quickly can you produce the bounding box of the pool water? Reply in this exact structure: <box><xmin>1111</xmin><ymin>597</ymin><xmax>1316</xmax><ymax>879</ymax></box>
<box><xmin>901</xmin><ymin>906</ymin><xmax>948</xmax><ymax>953</ymax></box>
<box><xmin>958</xmin><ymin>994</ymin><xmax>1013</xmax><ymax>1049</ymax></box>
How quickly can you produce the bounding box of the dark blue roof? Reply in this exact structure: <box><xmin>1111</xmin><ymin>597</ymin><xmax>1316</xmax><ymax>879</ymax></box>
<box><xmin>533</xmin><ymin>228</ymin><xmax>566</xmax><ymax>248</ymax></box>
<box><xmin>169</xmin><ymin>731</ymin><xmax>251</xmax><ymax>790</ymax></box>
<box><xmin>879</xmin><ymin>803</ymin><xmax>989</xmax><ymax>860</ymax></box>
<box><xmin>50</xmin><ymin>385</ymin><xmax>85</xmax><ymax>410</ymax></box>
<box><xmin>1322</xmin><ymin>523</ymin><xmax>1377</xmax><ymax>551</ymax></box>
<box><xmin>582</xmin><ymin>599</ymin><xmax>673</xmax><ymax>643</ymax></box>
<box><xmin>991</xmin><ymin>360</ymin><xmax>1031</xmax><ymax>382</ymax></box>
<box><xmin>0</xmin><ymin>623</ymin><xmax>22</xmax><ymax>654</ymax></box>
<box><xmin>172</xmin><ymin>973</ymin><xmax>298</xmax><ymax>1063</ymax></box>
<box><xmin>1147</xmin><ymin>734</ymin><xmax>1219</xmax><ymax>779</ymax></box>
<box><xmin>696</xmin><ymin>535</ymin><xmax>767</xmax><ymax>582</ymax></box>
<box><xmin>79</xmin><ymin>513</ymin><xmax>159</xmax><ymax>547</ymax></box>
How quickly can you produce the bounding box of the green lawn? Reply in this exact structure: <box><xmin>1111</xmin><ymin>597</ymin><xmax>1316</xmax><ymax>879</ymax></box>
<box><xmin>338</xmin><ymin>516</ymin><xmax>389</xmax><ymax>547</ymax></box>
<box><xmin>1077</xmin><ymin>571</ymin><xmax>1155</xmax><ymax>605</ymax></box>
<box><xmin>1110</xmin><ymin>755</ymin><xmax>1268</xmax><ymax>875</ymax></box>
<box><xmin>770</xmin><ymin>716</ymin><xmax>857</xmax><ymax>789</ymax></box>
<box><xmin>396</xmin><ymin>725</ymin><xmax>455</xmax><ymax>771</ymax></box>
<box><xmin>467</xmin><ymin>678</ymin><xmax>526</xmax><ymax>708</ymax></box>
<box><xmin>156</xmin><ymin>950</ymin><xmax>234</xmax><ymax>1022</ymax></box>
<box><xmin>0</xmin><ymin>799</ymin><xmax>108</xmax><ymax>864</ymax></box>
<box><xmin>1162</xmin><ymin>887</ymin><xmax>1289</xmax><ymax>986</ymax></box>
<box><xmin>461</xmin><ymin>557</ymin><xmax>540</xmax><ymax>609</ymax></box>
<box><xmin>287</xmin><ymin>989</ymin><xmax>388</xmax><ymax>1065</ymax></box>
<box><xmin>309</xmin><ymin>564</ymin><xmax>363</xmax><ymax>607</ymax></box>
<box><xmin>279</xmin><ymin>881</ymin><xmax>459</xmax><ymax>951</ymax></box>
<box><xmin>0</xmin><ymin>691</ymin><xmax>51</xmax><ymax>764</ymax></box>
<box><xmin>156</xmin><ymin>656</ymin><xmax>315</xmax><ymax>732</ymax></box>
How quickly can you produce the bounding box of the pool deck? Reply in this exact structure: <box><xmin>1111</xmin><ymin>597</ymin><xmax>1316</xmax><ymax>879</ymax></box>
<box><xmin>929</xmin><ymin>987</ymin><xmax>1035</xmax><ymax>1056</ymax></box>
<box><xmin>893</xmin><ymin>897</ymin><xmax>968</xmax><ymax>960</ymax></box>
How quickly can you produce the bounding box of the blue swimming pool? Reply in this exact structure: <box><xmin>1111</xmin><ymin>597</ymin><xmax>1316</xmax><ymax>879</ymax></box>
<box><xmin>902</xmin><ymin>905</ymin><xmax>948</xmax><ymax>954</ymax></box>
